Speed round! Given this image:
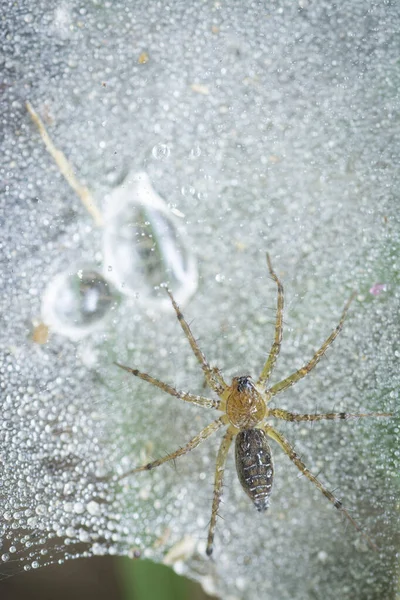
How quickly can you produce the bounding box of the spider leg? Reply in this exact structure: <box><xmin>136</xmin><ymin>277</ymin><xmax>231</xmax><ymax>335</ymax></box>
<box><xmin>114</xmin><ymin>362</ymin><xmax>221</xmax><ymax>409</ymax></box>
<box><xmin>268</xmin><ymin>292</ymin><xmax>356</xmax><ymax>398</ymax></box>
<box><xmin>166</xmin><ymin>289</ymin><xmax>227</xmax><ymax>395</ymax></box>
<box><xmin>264</xmin><ymin>424</ymin><xmax>378</xmax><ymax>550</ymax></box>
<box><xmin>118</xmin><ymin>416</ymin><xmax>227</xmax><ymax>479</ymax></box>
<box><xmin>257</xmin><ymin>253</ymin><xmax>284</xmax><ymax>388</ymax></box>
<box><xmin>206</xmin><ymin>427</ymin><xmax>235</xmax><ymax>556</ymax></box>
<box><xmin>268</xmin><ymin>408</ymin><xmax>392</xmax><ymax>422</ymax></box>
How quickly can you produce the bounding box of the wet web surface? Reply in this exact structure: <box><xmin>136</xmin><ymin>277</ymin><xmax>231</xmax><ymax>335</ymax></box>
<box><xmin>1</xmin><ymin>1</ymin><xmax>399</xmax><ymax>598</ymax></box>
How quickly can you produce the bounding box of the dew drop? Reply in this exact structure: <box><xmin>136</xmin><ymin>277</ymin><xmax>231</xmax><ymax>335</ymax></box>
<box><xmin>79</xmin><ymin>530</ymin><xmax>91</xmax><ymax>543</ymax></box>
<box><xmin>180</xmin><ymin>185</ymin><xmax>196</xmax><ymax>197</ymax></box>
<box><xmin>369</xmin><ymin>283</ymin><xmax>387</xmax><ymax>296</ymax></box>
<box><xmin>73</xmin><ymin>502</ymin><xmax>85</xmax><ymax>515</ymax></box>
<box><xmin>41</xmin><ymin>269</ymin><xmax>117</xmax><ymax>339</ymax></box>
<box><xmin>63</xmin><ymin>482</ymin><xmax>74</xmax><ymax>496</ymax></box>
<box><xmin>189</xmin><ymin>145</ymin><xmax>201</xmax><ymax>159</ymax></box>
<box><xmin>103</xmin><ymin>171</ymin><xmax>197</xmax><ymax>308</ymax></box>
<box><xmin>35</xmin><ymin>504</ymin><xmax>47</xmax><ymax>516</ymax></box>
<box><xmin>87</xmin><ymin>500</ymin><xmax>101</xmax><ymax>515</ymax></box>
<box><xmin>92</xmin><ymin>543</ymin><xmax>107</xmax><ymax>556</ymax></box>
<box><xmin>151</xmin><ymin>143</ymin><xmax>170</xmax><ymax>160</ymax></box>
<box><xmin>318</xmin><ymin>550</ymin><xmax>328</xmax><ymax>563</ymax></box>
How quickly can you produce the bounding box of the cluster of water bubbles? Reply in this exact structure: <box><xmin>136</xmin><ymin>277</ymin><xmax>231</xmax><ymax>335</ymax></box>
<box><xmin>41</xmin><ymin>171</ymin><xmax>197</xmax><ymax>340</ymax></box>
<box><xmin>0</xmin><ymin>163</ymin><xmax>199</xmax><ymax>580</ymax></box>
<box><xmin>2</xmin><ymin>0</ymin><xmax>399</xmax><ymax>598</ymax></box>
<box><xmin>0</xmin><ymin>370</ymin><xmax>116</xmax><ymax>577</ymax></box>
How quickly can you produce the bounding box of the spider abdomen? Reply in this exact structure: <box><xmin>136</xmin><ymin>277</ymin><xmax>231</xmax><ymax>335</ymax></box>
<box><xmin>235</xmin><ymin>428</ymin><xmax>274</xmax><ymax>511</ymax></box>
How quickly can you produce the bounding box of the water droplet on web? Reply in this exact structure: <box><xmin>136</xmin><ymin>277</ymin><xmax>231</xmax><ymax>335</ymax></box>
<box><xmin>103</xmin><ymin>171</ymin><xmax>197</xmax><ymax>308</ymax></box>
<box><xmin>41</xmin><ymin>269</ymin><xmax>117</xmax><ymax>339</ymax></box>
<box><xmin>180</xmin><ymin>185</ymin><xmax>197</xmax><ymax>198</ymax></box>
<box><xmin>189</xmin><ymin>145</ymin><xmax>201</xmax><ymax>159</ymax></box>
<box><xmin>79</xmin><ymin>530</ymin><xmax>91</xmax><ymax>543</ymax></box>
<box><xmin>369</xmin><ymin>283</ymin><xmax>387</xmax><ymax>296</ymax></box>
<box><xmin>87</xmin><ymin>501</ymin><xmax>100</xmax><ymax>516</ymax></box>
<box><xmin>63</xmin><ymin>482</ymin><xmax>74</xmax><ymax>496</ymax></box>
<box><xmin>73</xmin><ymin>502</ymin><xmax>85</xmax><ymax>515</ymax></box>
<box><xmin>151</xmin><ymin>143</ymin><xmax>171</xmax><ymax>160</ymax></box>
<box><xmin>35</xmin><ymin>505</ymin><xmax>47</xmax><ymax>516</ymax></box>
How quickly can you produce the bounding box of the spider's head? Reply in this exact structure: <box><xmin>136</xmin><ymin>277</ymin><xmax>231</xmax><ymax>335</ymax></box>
<box><xmin>226</xmin><ymin>375</ymin><xmax>266</xmax><ymax>428</ymax></box>
<box><xmin>235</xmin><ymin>375</ymin><xmax>254</xmax><ymax>393</ymax></box>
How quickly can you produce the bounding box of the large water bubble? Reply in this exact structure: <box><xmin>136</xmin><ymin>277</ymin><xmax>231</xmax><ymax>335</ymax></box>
<box><xmin>102</xmin><ymin>172</ymin><xmax>197</xmax><ymax>310</ymax></box>
<box><xmin>41</xmin><ymin>269</ymin><xmax>117</xmax><ymax>340</ymax></box>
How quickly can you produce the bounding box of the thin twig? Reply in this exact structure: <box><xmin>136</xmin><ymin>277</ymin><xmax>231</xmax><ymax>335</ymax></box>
<box><xmin>26</xmin><ymin>101</ymin><xmax>104</xmax><ymax>227</ymax></box>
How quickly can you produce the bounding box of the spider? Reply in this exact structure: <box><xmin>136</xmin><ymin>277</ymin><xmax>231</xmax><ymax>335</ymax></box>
<box><xmin>115</xmin><ymin>255</ymin><xmax>390</xmax><ymax>555</ymax></box>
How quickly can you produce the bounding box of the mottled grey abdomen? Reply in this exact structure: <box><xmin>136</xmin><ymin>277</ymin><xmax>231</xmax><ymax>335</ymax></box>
<box><xmin>235</xmin><ymin>428</ymin><xmax>274</xmax><ymax>511</ymax></box>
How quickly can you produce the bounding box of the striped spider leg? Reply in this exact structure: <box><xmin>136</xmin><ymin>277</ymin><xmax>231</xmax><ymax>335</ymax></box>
<box><xmin>258</xmin><ymin>257</ymin><xmax>391</xmax><ymax>550</ymax></box>
<box><xmin>115</xmin><ymin>255</ymin><xmax>391</xmax><ymax>556</ymax></box>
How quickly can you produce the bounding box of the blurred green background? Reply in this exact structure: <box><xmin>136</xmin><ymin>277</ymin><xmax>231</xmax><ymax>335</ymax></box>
<box><xmin>0</xmin><ymin>557</ymin><xmax>216</xmax><ymax>600</ymax></box>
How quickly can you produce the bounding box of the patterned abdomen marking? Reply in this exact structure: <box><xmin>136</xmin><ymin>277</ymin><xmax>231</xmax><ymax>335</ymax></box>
<box><xmin>235</xmin><ymin>428</ymin><xmax>274</xmax><ymax>511</ymax></box>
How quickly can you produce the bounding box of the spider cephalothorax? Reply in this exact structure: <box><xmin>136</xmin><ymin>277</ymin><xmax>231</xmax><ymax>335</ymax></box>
<box><xmin>115</xmin><ymin>254</ymin><xmax>390</xmax><ymax>555</ymax></box>
<box><xmin>225</xmin><ymin>375</ymin><xmax>266</xmax><ymax>429</ymax></box>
